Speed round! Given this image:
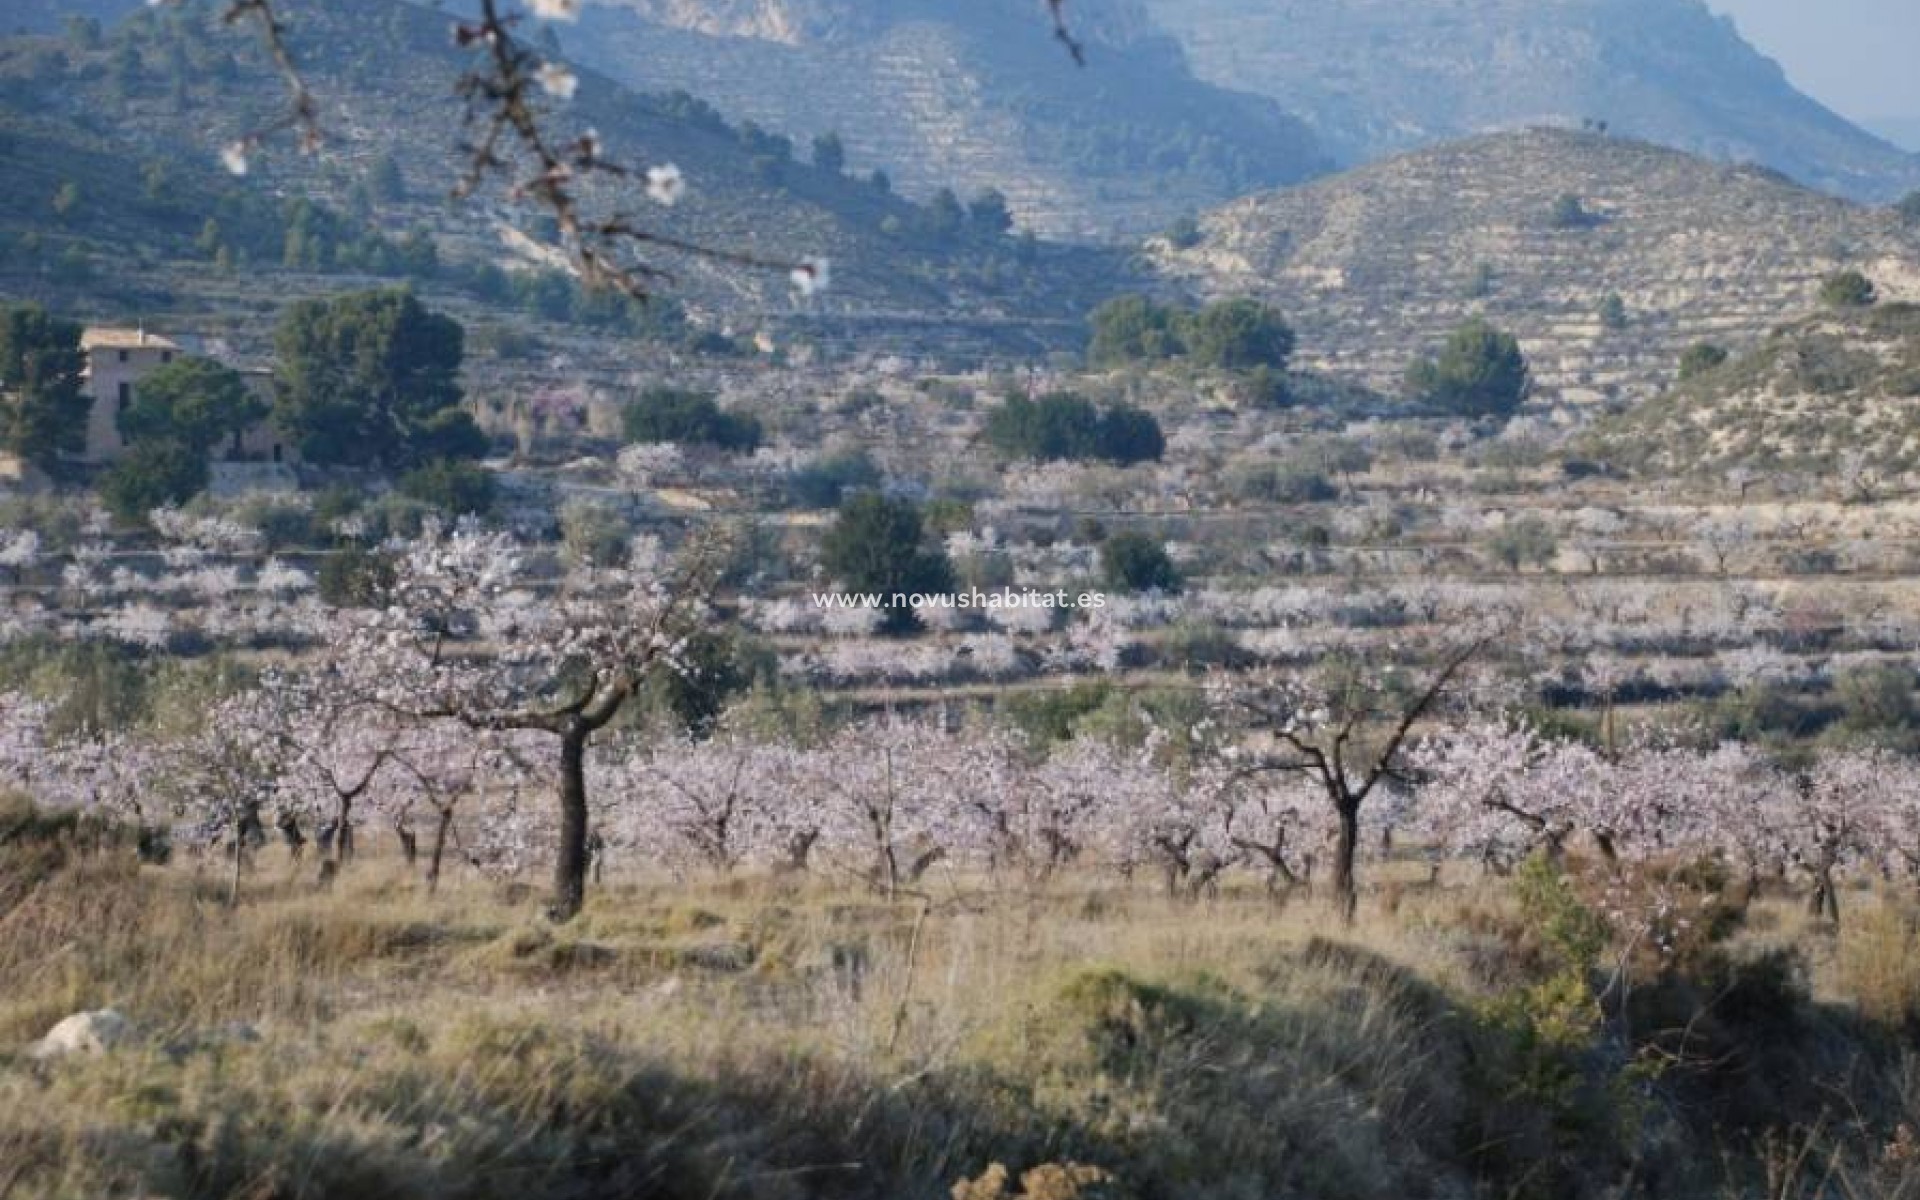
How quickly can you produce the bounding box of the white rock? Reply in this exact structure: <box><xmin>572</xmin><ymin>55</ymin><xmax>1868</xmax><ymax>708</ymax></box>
<box><xmin>28</xmin><ymin>1009</ymin><xmax>133</xmax><ymax>1059</ymax></box>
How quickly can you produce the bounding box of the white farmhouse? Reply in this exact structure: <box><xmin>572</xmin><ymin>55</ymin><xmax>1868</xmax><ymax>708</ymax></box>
<box><xmin>79</xmin><ymin>326</ymin><xmax>291</xmax><ymax>467</ymax></box>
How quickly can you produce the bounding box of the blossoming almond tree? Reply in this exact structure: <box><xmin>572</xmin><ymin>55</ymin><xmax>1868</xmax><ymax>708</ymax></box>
<box><xmin>343</xmin><ymin>522</ymin><xmax>726</xmax><ymax>920</ymax></box>
<box><xmin>1218</xmin><ymin>636</ymin><xmax>1489</xmax><ymax>919</ymax></box>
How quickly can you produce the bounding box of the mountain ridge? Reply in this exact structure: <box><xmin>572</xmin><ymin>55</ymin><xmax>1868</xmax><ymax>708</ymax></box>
<box><xmin>563</xmin><ymin>0</ymin><xmax>1331</xmax><ymax>240</ymax></box>
<box><xmin>1138</xmin><ymin>0</ymin><xmax>1920</xmax><ymax>204</ymax></box>
<box><xmin>1151</xmin><ymin>128</ymin><xmax>1920</xmax><ymax>404</ymax></box>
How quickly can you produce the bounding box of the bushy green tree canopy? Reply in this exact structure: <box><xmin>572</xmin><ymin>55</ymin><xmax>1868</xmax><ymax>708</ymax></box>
<box><xmin>0</xmin><ymin>303</ymin><xmax>88</xmax><ymax>475</ymax></box>
<box><xmin>272</xmin><ymin>288</ymin><xmax>480</xmax><ymax>468</ymax></box>
<box><xmin>1087</xmin><ymin>295</ymin><xmax>1187</xmax><ymax>367</ymax></box>
<box><xmin>1678</xmin><ymin>342</ymin><xmax>1729</xmax><ymax>382</ymax></box>
<box><xmin>622</xmin><ymin>387</ymin><xmax>762</xmax><ymax>453</ymax></box>
<box><xmin>1820</xmin><ymin>270</ymin><xmax>1876</xmax><ymax>309</ymax></box>
<box><xmin>116</xmin><ymin>358</ymin><xmax>263</xmax><ymax>453</ymax></box>
<box><xmin>100</xmin><ymin>441</ymin><xmax>208</xmax><ymax>524</ymax></box>
<box><xmin>1183</xmin><ymin>298</ymin><xmax>1296</xmax><ymax>371</ymax></box>
<box><xmin>1100</xmin><ymin>531</ymin><xmax>1182</xmax><ymax>594</ymax></box>
<box><xmin>1087</xmin><ymin>295</ymin><xmax>1293</xmax><ymax>374</ymax></box>
<box><xmin>1406</xmin><ymin>319</ymin><xmax>1531</xmax><ymax>419</ymax></box>
<box><xmin>820</xmin><ymin>493</ymin><xmax>955</xmax><ymax>634</ymax></box>
<box><xmin>983</xmin><ymin>392</ymin><xmax>1163</xmax><ymax>465</ymax></box>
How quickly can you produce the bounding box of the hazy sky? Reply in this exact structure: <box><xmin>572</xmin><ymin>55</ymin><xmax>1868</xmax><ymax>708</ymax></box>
<box><xmin>1707</xmin><ymin>0</ymin><xmax>1920</xmax><ymax>124</ymax></box>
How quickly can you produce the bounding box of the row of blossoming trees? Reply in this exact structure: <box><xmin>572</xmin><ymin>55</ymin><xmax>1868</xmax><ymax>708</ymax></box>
<box><xmin>2</xmin><ymin>522</ymin><xmax>1916</xmax><ymax>925</ymax></box>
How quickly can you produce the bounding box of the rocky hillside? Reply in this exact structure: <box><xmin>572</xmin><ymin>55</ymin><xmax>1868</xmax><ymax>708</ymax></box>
<box><xmin>563</xmin><ymin>0</ymin><xmax>1330</xmax><ymax>240</ymax></box>
<box><xmin>1583</xmin><ymin>302</ymin><xmax>1920</xmax><ymax>482</ymax></box>
<box><xmin>1151</xmin><ymin>129</ymin><xmax>1920</xmax><ymax>403</ymax></box>
<box><xmin>0</xmin><ymin>0</ymin><xmax>1135</xmax><ymax>346</ymax></box>
<box><xmin>1138</xmin><ymin>0</ymin><xmax>1920</xmax><ymax>204</ymax></box>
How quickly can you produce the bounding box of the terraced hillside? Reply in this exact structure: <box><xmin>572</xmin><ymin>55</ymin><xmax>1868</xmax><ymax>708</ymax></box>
<box><xmin>1584</xmin><ymin>302</ymin><xmax>1920</xmax><ymax>482</ymax></box>
<box><xmin>0</xmin><ymin>0</ymin><xmax>1134</xmax><ymax>362</ymax></box>
<box><xmin>1151</xmin><ymin>129</ymin><xmax>1920</xmax><ymax>404</ymax></box>
<box><xmin>1139</xmin><ymin>0</ymin><xmax>1920</xmax><ymax>203</ymax></box>
<box><xmin>565</xmin><ymin>0</ymin><xmax>1330</xmax><ymax>240</ymax></box>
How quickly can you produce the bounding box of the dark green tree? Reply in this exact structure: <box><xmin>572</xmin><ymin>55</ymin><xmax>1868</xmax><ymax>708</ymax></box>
<box><xmin>968</xmin><ymin>188</ymin><xmax>1014</xmax><ymax>237</ymax></box>
<box><xmin>1183</xmin><ymin>299</ymin><xmax>1294</xmax><ymax>371</ymax></box>
<box><xmin>1100</xmin><ymin>531</ymin><xmax>1182</xmax><ymax>594</ymax></box>
<box><xmin>622</xmin><ymin>387</ymin><xmax>762</xmax><ymax>452</ymax></box>
<box><xmin>925</xmin><ymin>188</ymin><xmax>966</xmax><ymax>241</ymax></box>
<box><xmin>272</xmin><ymin>288</ymin><xmax>479</xmax><ymax>468</ymax></box>
<box><xmin>1406</xmin><ymin>319</ymin><xmax>1531</xmax><ymax>419</ymax></box>
<box><xmin>397</xmin><ymin>458</ymin><xmax>496</xmax><ymax>516</ymax></box>
<box><xmin>820</xmin><ymin>493</ymin><xmax>955</xmax><ymax>635</ymax></box>
<box><xmin>100</xmin><ymin>441</ymin><xmax>209</xmax><ymax>523</ymax></box>
<box><xmin>1820</xmin><ymin>270</ymin><xmax>1876</xmax><ymax>309</ymax></box>
<box><xmin>1598</xmin><ymin>293</ymin><xmax>1628</xmax><ymax>331</ymax></box>
<box><xmin>1097</xmin><ymin>403</ymin><xmax>1166</xmax><ymax>465</ymax></box>
<box><xmin>984</xmin><ymin>392</ymin><xmax>1163</xmax><ymax>465</ymax></box>
<box><xmin>1087</xmin><ymin>295</ymin><xmax>1185</xmax><ymax>366</ymax></box>
<box><xmin>1678</xmin><ymin>342</ymin><xmax>1729</xmax><ymax>382</ymax></box>
<box><xmin>0</xmin><ymin>304</ymin><xmax>89</xmax><ymax>476</ymax></box>
<box><xmin>788</xmin><ymin>449</ymin><xmax>882</xmax><ymax>509</ymax></box>
<box><xmin>116</xmin><ymin>358</ymin><xmax>263</xmax><ymax>453</ymax></box>
<box><xmin>1549</xmin><ymin>193</ymin><xmax>1598</xmax><ymax>230</ymax></box>
<box><xmin>811</xmin><ymin>131</ymin><xmax>846</xmax><ymax>175</ymax></box>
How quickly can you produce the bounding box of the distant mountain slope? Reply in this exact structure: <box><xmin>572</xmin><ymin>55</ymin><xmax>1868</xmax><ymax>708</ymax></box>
<box><xmin>1150</xmin><ymin>129</ymin><xmax>1920</xmax><ymax>403</ymax></box>
<box><xmin>0</xmin><ymin>0</ymin><xmax>1133</xmax><ymax>336</ymax></box>
<box><xmin>1138</xmin><ymin>0</ymin><xmax>1920</xmax><ymax>204</ymax></box>
<box><xmin>562</xmin><ymin>0</ymin><xmax>1331</xmax><ymax>240</ymax></box>
<box><xmin>1581</xmin><ymin>302</ymin><xmax>1920</xmax><ymax>481</ymax></box>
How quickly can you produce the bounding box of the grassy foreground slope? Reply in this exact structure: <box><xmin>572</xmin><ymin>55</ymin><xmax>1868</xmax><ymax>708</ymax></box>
<box><xmin>5</xmin><ymin>810</ymin><xmax>1920</xmax><ymax>1199</ymax></box>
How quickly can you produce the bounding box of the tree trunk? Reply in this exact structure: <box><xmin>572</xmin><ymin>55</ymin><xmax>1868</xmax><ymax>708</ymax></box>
<box><xmin>228</xmin><ymin>811</ymin><xmax>246</xmax><ymax>907</ymax></box>
<box><xmin>1331</xmin><ymin>798</ymin><xmax>1360</xmax><ymax>923</ymax></box>
<box><xmin>1809</xmin><ymin>863</ymin><xmax>1841</xmax><ymax>924</ymax></box>
<box><xmin>426</xmin><ymin>806</ymin><xmax>454</xmax><ymax>896</ymax></box>
<box><xmin>551</xmin><ymin>726</ymin><xmax>591</xmax><ymax>922</ymax></box>
<box><xmin>338</xmin><ymin>799</ymin><xmax>355</xmax><ymax>863</ymax></box>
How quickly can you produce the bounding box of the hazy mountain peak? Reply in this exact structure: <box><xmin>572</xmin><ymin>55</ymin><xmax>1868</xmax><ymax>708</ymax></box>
<box><xmin>1139</xmin><ymin>0</ymin><xmax>1920</xmax><ymax>203</ymax></box>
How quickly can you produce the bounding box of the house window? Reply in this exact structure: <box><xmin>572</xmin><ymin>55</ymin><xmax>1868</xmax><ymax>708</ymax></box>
<box><xmin>117</xmin><ymin>382</ymin><xmax>131</xmax><ymax>412</ymax></box>
<box><xmin>231</xmin><ymin>429</ymin><xmax>244</xmax><ymax>459</ymax></box>
<box><xmin>161</xmin><ymin>351</ymin><xmax>173</xmax><ymax>364</ymax></box>
<box><xmin>271</xmin><ymin>444</ymin><xmax>283</xmax><ymax>463</ymax></box>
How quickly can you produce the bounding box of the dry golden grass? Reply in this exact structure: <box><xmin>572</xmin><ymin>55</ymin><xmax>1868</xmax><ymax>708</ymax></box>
<box><xmin>3</xmin><ymin>835</ymin><xmax>1920</xmax><ymax>1199</ymax></box>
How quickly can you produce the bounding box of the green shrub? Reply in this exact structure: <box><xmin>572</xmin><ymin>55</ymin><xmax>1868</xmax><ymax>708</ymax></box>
<box><xmin>1677</xmin><ymin>342</ymin><xmax>1729</xmax><ymax>382</ymax></box>
<box><xmin>99</xmin><ymin>440</ymin><xmax>208</xmax><ymax>523</ymax></box>
<box><xmin>983</xmin><ymin>393</ymin><xmax>1163</xmax><ymax>465</ymax></box>
<box><xmin>621</xmin><ymin>387</ymin><xmax>762</xmax><ymax>452</ymax></box>
<box><xmin>397</xmin><ymin>459</ymin><xmax>495</xmax><ymax>516</ymax></box>
<box><xmin>317</xmin><ymin>546</ymin><xmax>397</xmax><ymax>608</ymax></box>
<box><xmin>819</xmin><ymin>493</ymin><xmax>955</xmax><ymax>634</ymax></box>
<box><xmin>1820</xmin><ymin>270</ymin><xmax>1877</xmax><ymax>309</ymax></box>
<box><xmin>787</xmin><ymin>450</ymin><xmax>882</xmax><ymax>509</ymax></box>
<box><xmin>1099</xmin><ymin>531</ymin><xmax>1181</xmax><ymax>594</ymax></box>
<box><xmin>1407</xmin><ymin>319</ymin><xmax>1531</xmax><ymax>419</ymax></box>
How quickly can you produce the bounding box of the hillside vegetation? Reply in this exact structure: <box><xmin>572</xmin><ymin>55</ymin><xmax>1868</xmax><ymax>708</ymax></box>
<box><xmin>1585</xmin><ymin>301</ymin><xmax>1920</xmax><ymax>482</ymax></box>
<box><xmin>0</xmin><ymin>0</ymin><xmax>1131</xmax><ymax>353</ymax></box>
<box><xmin>1153</xmin><ymin>128</ymin><xmax>1920</xmax><ymax>403</ymax></box>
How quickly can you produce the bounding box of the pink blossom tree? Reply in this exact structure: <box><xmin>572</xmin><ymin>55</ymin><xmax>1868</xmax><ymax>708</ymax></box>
<box><xmin>340</xmin><ymin>522</ymin><xmax>725</xmax><ymax>919</ymax></box>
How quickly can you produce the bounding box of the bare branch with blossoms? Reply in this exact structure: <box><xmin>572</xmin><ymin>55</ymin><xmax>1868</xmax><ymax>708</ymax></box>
<box><xmin>164</xmin><ymin>0</ymin><xmax>842</xmax><ymax>299</ymax></box>
<box><xmin>449</xmin><ymin>0</ymin><xmax>824</xmax><ymax>299</ymax></box>
<box><xmin>1217</xmin><ymin>633</ymin><xmax>1492</xmax><ymax>919</ymax></box>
